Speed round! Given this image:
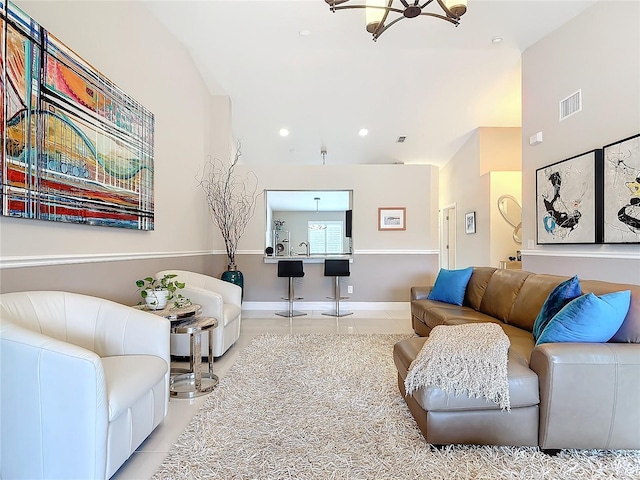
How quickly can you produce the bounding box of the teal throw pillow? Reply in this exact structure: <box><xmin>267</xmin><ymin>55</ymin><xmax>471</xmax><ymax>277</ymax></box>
<box><xmin>427</xmin><ymin>267</ymin><xmax>474</xmax><ymax>306</ymax></box>
<box><xmin>536</xmin><ymin>290</ymin><xmax>631</xmax><ymax>346</ymax></box>
<box><xmin>532</xmin><ymin>275</ymin><xmax>582</xmax><ymax>341</ymax></box>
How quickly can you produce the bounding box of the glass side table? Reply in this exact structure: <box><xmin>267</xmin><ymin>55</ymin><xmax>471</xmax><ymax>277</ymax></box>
<box><xmin>134</xmin><ymin>304</ymin><xmax>219</xmax><ymax>398</ymax></box>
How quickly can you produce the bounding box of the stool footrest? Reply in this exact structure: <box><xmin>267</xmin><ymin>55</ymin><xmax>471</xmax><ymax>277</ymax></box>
<box><xmin>275</xmin><ymin>310</ymin><xmax>307</xmax><ymax>317</ymax></box>
<box><xmin>322</xmin><ymin>310</ymin><xmax>353</xmax><ymax>317</ymax></box>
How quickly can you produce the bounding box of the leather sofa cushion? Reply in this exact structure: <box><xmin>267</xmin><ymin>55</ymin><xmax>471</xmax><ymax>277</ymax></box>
<box><xmin>480</xmin><ymin>270</ymin><xmax>531</xmax><ymax>323</ymax></box>
<box><xmin>508</xmin><ymin>274</ymin><xmax>567</xmax><ymax>332</ymax></box>
<box><xmin>463</xmin><ymin>267</ymin><xmax>497</xmax><ymax>311</ymax></box>
<box><xmin>581</xmin><ymin>280</ymin><xmax>640</xmax><ymax>343</ymax></box>
<box><xmin>394</xmin><ymin>334</ymin><xmax>538</xmax><ymax>411</ymax></box>
<box><xmin>102</xmin><ymin>355</ymin><xmax>168</xmax><ymax>421</ymax></box>
<box><xmin>411</xmin><ymin>300</ymin><xmax>498</xmax><ymax>330</ymax></box>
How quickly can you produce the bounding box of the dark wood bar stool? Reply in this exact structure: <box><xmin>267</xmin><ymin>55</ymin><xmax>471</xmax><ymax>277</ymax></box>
<box><xmin>275</xmin><ymin>260</ymin><xmax>307</xmax><ymax>317</ymax></box>
<box><xmin>322</xmin><ymin>259</ymin><xmax>353</xmax><ymax>317</ymax></box>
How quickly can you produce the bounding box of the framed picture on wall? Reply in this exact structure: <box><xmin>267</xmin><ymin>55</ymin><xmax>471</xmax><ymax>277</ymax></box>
<box><xmin>465</xmin><ymin>212</ymin><xmax>476</xmax><ymax>234</ymax></box>
<box><xmin>535</xmin><ymin>149</ymin><xmax>603</xmax><ymax>244</ymax></box>
<box><xmin>378</xmin><ymin>207</ymin><xmax>406</xmax><ymax>231</ymax></box>
<box><xmin>602</xmin><ymin>133</ymin><xmax>640</xmax><ymax>243</ymax></box>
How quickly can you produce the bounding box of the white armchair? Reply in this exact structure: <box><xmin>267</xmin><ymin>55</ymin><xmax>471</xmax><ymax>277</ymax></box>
<box><xmin>156</xmin><ymin>270</ymin><xmax>242</xmax><ymax>358</ymax></box>
<box><xmin>0</xmin><ymin>291</ymin><xmax>170</xmax><ymax>480</ymax></box>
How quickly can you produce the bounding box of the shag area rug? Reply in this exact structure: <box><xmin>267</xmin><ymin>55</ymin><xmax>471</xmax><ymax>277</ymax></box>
<box><xmin>153</xmin><ymin>334</ymin><xmax>640</xmax><ymax>479</ymax></box>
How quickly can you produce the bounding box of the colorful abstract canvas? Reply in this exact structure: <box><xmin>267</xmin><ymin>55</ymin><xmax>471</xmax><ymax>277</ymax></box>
<box><xmin>536</xmin><ymin>150</ymin><xmax>603</xmax><ymax>244</ymax></box>
<box><xmin>1</xmin><ymin>1</ymin><xmax>154</xmax><ymax>229</ymax></box>
<box><xmin>603</xmin><ymin>134</ymin><xmax>640</xmax><ymax>243</ymax></box>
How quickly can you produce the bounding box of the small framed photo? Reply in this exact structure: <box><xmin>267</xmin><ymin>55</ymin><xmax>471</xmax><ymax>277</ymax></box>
<box><xmin>465</xmin><ymin>211</ymin><xmax>476</xmax><ymax>234</ymax></box>
<box><xmin>378</xmin><ymin>207</ymin><xmax>406</xmax><ymax>231</ymax></box>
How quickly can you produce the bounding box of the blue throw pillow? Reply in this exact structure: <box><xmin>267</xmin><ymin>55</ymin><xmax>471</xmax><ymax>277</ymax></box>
<box><xmin>532</xmin><ymin>276</ymin><xmax>582</xmax><ymax>341</ymax></box>
<box><xmin>536</xmin><ymin>290</ymin><xmax>631</xmax><ymax>346</ymax></box>
<box><xmin>427</xmin><ymin>267</ymin><xmax>474</xmax><ymax>306</ymax></box>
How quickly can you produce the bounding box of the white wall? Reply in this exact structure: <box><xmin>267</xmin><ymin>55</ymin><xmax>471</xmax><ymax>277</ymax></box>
<box><xmin>1</xmin><ymin>0</ymin><xmax>221</xmax><ymax>261</ymax></box>
<box><xmin>440</xmin><ymin>127</ymin><xmax>522</xmax><ymax>269</ymax></box>
<box><xmin>521</xmin><ymin>0</ymin><xmax>640</xmax><ymax>284</ymax></box>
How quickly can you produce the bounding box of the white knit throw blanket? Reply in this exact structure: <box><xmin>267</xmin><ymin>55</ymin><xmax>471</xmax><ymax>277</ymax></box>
<box><xmin>404</xmin><ymin>323</ymin><xmax>511</xmax><ymax>411</ymax></box>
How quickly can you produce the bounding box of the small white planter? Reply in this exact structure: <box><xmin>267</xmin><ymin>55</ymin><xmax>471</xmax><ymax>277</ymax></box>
<box><xmin>144</xmin><ymin>289</ymin><xmax>169</xmax><ymax>310</ymax></box>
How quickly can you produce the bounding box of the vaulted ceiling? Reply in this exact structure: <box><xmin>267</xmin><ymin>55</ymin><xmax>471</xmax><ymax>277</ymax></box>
<box><xmin>145</xmin><ymin>0</ymin><xmax>597</xmax><ymax>167</ymax></box>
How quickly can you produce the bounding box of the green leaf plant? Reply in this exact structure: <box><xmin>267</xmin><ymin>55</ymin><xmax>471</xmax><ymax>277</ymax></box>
<box><xmin>135</xmin><ymin>274</ymin><xmax>190</xmax><ymax>308</ymax></box>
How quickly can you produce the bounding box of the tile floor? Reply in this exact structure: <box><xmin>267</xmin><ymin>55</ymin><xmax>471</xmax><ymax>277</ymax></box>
<box><xmin>111</xmin><ymin>309</ymin><xmax>413</xmax><ymax>480</ymax></box>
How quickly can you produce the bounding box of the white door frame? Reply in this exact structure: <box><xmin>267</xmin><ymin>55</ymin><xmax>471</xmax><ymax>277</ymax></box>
<box><xmin>440</xmin><ymin>203</ymin><xmax>456</xmax><ymax>269</ymax></box>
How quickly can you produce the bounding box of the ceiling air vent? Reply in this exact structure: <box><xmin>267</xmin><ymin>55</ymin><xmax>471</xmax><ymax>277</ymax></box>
<box><xmin>396</xmin><ymin>136</ymin><xmax>407</xmax><ymax>143</ymax></box>
<box><xmin>559</xmin><ymin>89</ymin><xmax>582</xmax><ymax>121</ymax></box>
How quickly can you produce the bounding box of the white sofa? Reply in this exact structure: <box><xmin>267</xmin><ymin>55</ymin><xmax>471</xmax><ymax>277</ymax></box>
<box><xmin>0</xmin><ymin>291</ymin><xmax>170</xmax><ymax>480</ymax></box>
<box><xmin>156</xmin><ymin>270</ymin><xmax>242</xmax><ymax>358</ymax></box>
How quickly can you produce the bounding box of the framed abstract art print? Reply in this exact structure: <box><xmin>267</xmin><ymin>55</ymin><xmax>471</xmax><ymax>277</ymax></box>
<box><xmin>536</xmin><ymin>149</ymin><xmax>603</xmax><ymax>244</ymax></box>
<box><xmin>602</xmin><ymin>134</ymin><xmax>640</xmax><ymax>243</ymax></box>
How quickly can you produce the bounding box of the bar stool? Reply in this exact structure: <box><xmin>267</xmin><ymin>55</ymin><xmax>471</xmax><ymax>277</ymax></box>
<box><xmin>322</xmin><ymin>259</ymin><xmax>353</xmax><ymax>317</ymax></box>
<box><xmin>275</xmin><ymin>260</ymin><xmax>307</xmax><ymax>317</ymax></box>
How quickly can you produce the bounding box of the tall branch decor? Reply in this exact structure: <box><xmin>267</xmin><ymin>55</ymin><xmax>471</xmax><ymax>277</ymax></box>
<box><xmin>199</xmin><ymin>141</ymin><xmax>259</xmax><ymax>269</ymax></box>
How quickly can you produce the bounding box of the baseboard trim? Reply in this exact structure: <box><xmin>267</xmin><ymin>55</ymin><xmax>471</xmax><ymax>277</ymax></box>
<box><xmin>242</xmin><ymin>301</ymin><xmax>410</xmax><ymax>311</ymax></box>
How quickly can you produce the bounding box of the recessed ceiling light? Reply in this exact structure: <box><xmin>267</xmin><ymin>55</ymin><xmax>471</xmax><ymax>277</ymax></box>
<box><xmin>491</xmin><ymin>36</ymin><xmax>503</xmax><ymax>44</ymax></box>
<box><xmin>279</xmin><ymin>128</ymin><xmax>289</xmax><ymax>137</ymax></box>
<box><xmin>359</xmin><ymin>128</ymin><xmax>369</xmax><ymax>136</ymax></box>
<box><xmin>299</xmin><ymin>30</ymin><xmax>311</xmax><ymax>36</ymax></box>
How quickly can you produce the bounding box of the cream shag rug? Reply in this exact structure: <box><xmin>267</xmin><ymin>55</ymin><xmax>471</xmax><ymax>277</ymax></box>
<box><xmin>153</xmin><ymin>334</ymin><xmax>640</xmax><ymax>480</ymax></box>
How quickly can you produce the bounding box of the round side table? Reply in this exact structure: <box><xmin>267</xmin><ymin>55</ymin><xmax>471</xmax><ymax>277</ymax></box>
<box><xmin>170</xmin><ymin>315</ymin><xmax>219</xmax><ymax>399</ymax></box>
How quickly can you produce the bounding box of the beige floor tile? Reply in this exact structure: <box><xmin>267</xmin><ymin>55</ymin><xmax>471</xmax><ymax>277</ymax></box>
<box><xmin>111</xmin><ymin>452</ymin><xmax>169</xmax><ymax>480</ymax></box>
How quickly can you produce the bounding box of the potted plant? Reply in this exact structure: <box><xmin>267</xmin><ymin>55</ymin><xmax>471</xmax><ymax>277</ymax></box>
<box><xmin>135</xmin><ymin>274</ymin><xmax>186</xmax><ymax>310</ymax></box>
<box><xmin>199</xmin><ymin>140</ymin><xmax>259</xmax><ymax>297</ymax></box>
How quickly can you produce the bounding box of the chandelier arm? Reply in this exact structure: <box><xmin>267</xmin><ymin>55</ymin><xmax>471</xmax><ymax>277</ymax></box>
<box><xmin>325</xmin><ymin>0</ymin><xmax>351</xmax><ymax>7</ymax></box>
<box><xmin>435</xmin><ymin>0</ymin><xmax>459</xmax><ymax>19</ymax></box>
<box><xmin>417</xmin><ymin>11</ymin><xmax>459</xmax><ymax>25</ymax></box>
<box><xmin>373</xmin><ymin>0</ymin><xmax>395</xmax><ymax>37</ymax></box>
<box><xmin>400</xmin><ymin>0</ymin><xmax>411</xmax><ymax>8</ymax></box>
<box><xmin>372</xmin><ymin>15</ymin><xmax>407</xmax><ymax>40</ymax></box>
<box><xmin>419</xmin><ymin>0</ymin><xmax>437</xmax><ymax>10</ymax></box>
<box><xmin>331</xmin><ymin>4</ymin><xmax>405</xmax><ymax>16</ymax></box>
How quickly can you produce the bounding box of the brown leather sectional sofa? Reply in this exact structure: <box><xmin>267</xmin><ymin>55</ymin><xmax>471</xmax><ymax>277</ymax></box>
<box><xmin>393</xmin><ymin>267</ymin><xmax>640</xmax><ymax>450</ymax></box>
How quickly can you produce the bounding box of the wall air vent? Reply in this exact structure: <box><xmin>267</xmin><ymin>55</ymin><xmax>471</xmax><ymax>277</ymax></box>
<box><xmin>559</xmin><ymin>89</ymin><xmax>582</xmax><ymax>121</ymax></box>
<box><xmin>396</xmin><ymin>136</ymin><xmax>407</xmax><ymax>143</ymax></box>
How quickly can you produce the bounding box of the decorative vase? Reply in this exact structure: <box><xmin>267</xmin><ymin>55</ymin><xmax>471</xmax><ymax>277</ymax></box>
<box><xmin>144</xmin><ymin>289</ymin><xmax>169</xmax><ymax>310</ymax></box>
<box><xmin>221</xmin><ymin>263</ymin><xmax>244</xmax><ymax>301</ymax></box>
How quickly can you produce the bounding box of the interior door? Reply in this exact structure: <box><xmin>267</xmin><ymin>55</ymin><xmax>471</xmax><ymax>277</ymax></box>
<box><xmin>441</xmin><ymin>205</ymin><xmax>456</xmax><ymax>269</ymax></box>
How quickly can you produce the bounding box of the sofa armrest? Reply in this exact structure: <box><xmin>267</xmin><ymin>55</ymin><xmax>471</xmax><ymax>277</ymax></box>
<box><xmin>530</xmin><ymin>342</ymin><xmax>640</xmax><ymax>450</ymax></box>
<box><xmin>1</xmin><ymin>323</ymin><xmax>109</xmax><ymax>479</ymax></box>
<box><xmin>411</xmin><ymin>286</ymin><xmax>433</xmax><ymax>301</ymax></box>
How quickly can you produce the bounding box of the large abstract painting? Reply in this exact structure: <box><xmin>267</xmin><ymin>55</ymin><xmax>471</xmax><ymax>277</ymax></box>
<box><xmin>1</xmin><ymin>1</ymin><xmax>154</xmax><ymax>230</ymax></box>
<box><xmin>536</xmin><ymin>149</ymin><xmax>603</xmax><ymax>244</ymax></box>
<box><xmin>603</xmin><ymin>134</ymin><xmax>640</xmax><ymax>243</ymax></box>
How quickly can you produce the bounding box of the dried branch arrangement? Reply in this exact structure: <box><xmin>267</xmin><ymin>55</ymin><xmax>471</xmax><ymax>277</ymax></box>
<box><xmin>199</xmin><ymin>141</ymin><xmax>259</xmax><ymax>266</ymax></box>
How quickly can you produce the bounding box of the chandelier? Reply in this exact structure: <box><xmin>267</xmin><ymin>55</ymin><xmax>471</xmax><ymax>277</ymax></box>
<box><xmin>325</xmin><ymin>0</ymin><xmax>468</xmax><ymax>41</ymax></box>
